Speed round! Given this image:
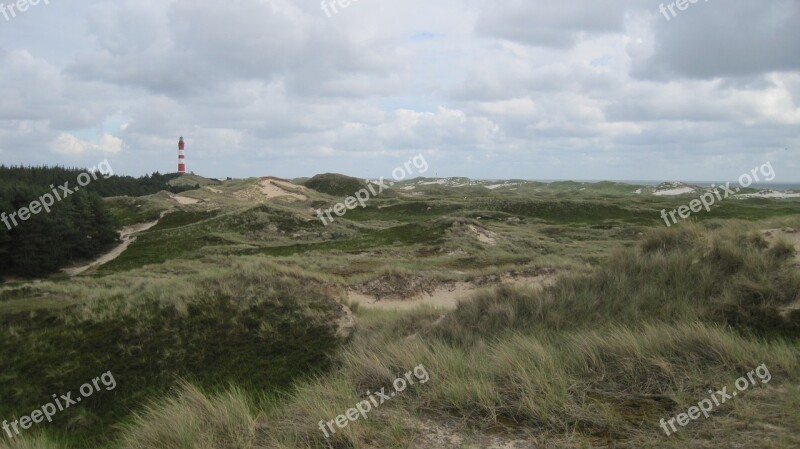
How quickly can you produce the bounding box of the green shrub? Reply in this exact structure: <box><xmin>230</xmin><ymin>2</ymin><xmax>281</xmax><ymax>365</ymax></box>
<box><xmin>434</xmin><ymin>223</ymin><xmax>800</xmax><ymax>343</ymax></box>
<box><xmin>0</xmin><ymin>263</ymin><xmax>345</xmax><ymax>446</ymax></box>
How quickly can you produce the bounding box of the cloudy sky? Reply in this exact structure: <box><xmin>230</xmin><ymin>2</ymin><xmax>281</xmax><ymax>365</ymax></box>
<box><xmin>1</xmin><ymin>0</ymin><xmax>798</xmax><ymax>182</ymax></box>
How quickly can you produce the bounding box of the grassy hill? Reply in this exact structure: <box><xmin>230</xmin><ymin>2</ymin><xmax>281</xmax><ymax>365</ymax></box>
<box><xmin>167</xmin><ymin>173</ymin><xmax>222</xmax><ymax>188</ymax></box>
<box><xmin>303</xmin><ymin>173</ymin><xmax>369</xmax><ymax>197</ymax></box>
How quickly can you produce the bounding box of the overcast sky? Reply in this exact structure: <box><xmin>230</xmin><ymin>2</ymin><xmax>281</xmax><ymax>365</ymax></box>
<box><xmin>0</xmin><ymin>0</ymin><xmax>798</xmax><ymax>182</ymax></box>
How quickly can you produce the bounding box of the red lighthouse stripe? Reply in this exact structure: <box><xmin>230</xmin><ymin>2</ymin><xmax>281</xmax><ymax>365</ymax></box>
<box><xmin>178</xmin><ymin>137</ymin><xmax>186</xmax><ymax>173</ymax></box>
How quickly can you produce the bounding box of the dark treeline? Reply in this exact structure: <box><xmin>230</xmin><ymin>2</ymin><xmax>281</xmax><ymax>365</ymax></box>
<box><xmin>0</xmin><ymin>165</ymin><xmax>199</xmax><ymax>278</ymax></box>
<box><xmin>0</xmin><ymin>165</ymin><xmax>199</xmax><ymax>197</ymax></box>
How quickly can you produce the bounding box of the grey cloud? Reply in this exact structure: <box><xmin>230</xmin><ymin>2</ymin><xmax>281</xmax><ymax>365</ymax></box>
<box><xmin>634</xmin><ymin>0</ymin><xmax>800</xmax><ymax>79</ymax></box>
<box><xmin>474</xmin><ymin>0</ymin><xmax>632</xmax><ymax>48</ymax></box>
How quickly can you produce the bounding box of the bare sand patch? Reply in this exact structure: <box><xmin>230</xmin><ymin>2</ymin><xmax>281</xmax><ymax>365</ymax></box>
<box><xmin>653</xmin><ymin>186</ymin><xmax>696</xmax><ymax>196</ymax></box>
<box><xmin>336</xmin><ymin>302</ymin><xmax>355</xmax><ymax>338</ymax></box>
<box><xmin>234</xmin><ymin>178</ymin><xmax>308</xmax><ymax>202</ymax></box>
<box><xmin>349</xmin><ymin>283</ymin><xmax>473</xmax><ymax>311</ymax></box>
<box><xmin>258</xmin><ymin>179</ymin><xmax>308</xmax><ymax>200</ymax></box>
<box><xmin>170</xmin><ymin>194</ymin><xmax>200</xmax><ymax>205</ymax></box>
<box><xmin>349</xmin><ymin>271</ymin><xmax>556</xmax><ymax>311</ymax></box>
<box><xmin>468</xmin><ymin>224</ymin><xmax>497</xmax><ymax>245</ymax></box>
<box><xmin>407</xmin><ymin>417</ymin><xmax>537</xmax><ymax>449</ymax></box>
<box><xmin>738</xmin><ymin>191</ymin><xmax>800</xmax><ymax>199</ymax></box>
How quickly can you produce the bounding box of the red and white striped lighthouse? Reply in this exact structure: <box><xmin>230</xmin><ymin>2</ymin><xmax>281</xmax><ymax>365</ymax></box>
<box><xmin>178</xmin><ymin>136</ymin><xmax>186</xmax><ymax>174</ymax></box>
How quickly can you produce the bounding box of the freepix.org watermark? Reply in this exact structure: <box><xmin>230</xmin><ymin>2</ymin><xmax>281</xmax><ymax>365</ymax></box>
<box><xmin>0</xmin><ymin>0</ymin><xmax>50</xmax><ymax>22</ymax></box>
<box><xmin>659</xmin><ymin>364</ymin><xmax>771</xmax><ymax>436</ymax></box>
<box><xmin>659</xmin><ymin>0</ymin><xmax>711</xmax><ymax>22</ymax></box>
<box><xmin>1</xmin><ymin>160</ymin><xmax>114</xmax><ymax>231</ymax></box>
<box><xmin>660</xmin><ymin>161</ymin><xmax>775</xmax><ymax>227</ymax></box>
<box><xmin>318</xmin><ymin>364</ymin><xmax>430</xmax><ymax>438</ymax></box>
<box><xmin>321</xmin><ymin>0</ymin><xmax>361</xmax><ymax>18</ymax></box>
<box><xmin>316</xmin><ymin>154</ymin><xmax>429</xmax><ymax>226</ymax></box>
<box><xmin>2</xmin><ymin>371</ymin><xmax>117</xmax><ymax>440</ymax></box>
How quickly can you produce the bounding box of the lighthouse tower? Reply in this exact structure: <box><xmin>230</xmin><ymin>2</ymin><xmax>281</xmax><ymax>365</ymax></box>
<box><xmin>178</xmin><ymin>137</ymin><xmax>186</xmax><ymax>174</ymax></box>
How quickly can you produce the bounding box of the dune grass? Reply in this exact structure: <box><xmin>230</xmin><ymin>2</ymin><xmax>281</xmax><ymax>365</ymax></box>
<box><xmin>106</xmin><ymin>320</ymin><xmax>798</xmax><ymax>449</ymax></box>
<box><xmin>434</xmin><ymin>222</ymin><xmax>800</xmax><ymax>343</ymax></box>
<box><xmin>87</xmin><ymin>221</ymin><xmax>800</xmax><ymax>449</ymax></box>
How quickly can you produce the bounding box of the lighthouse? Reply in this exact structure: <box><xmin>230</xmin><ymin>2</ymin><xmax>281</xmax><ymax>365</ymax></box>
<box><xmin>178</xmin><ymin>137</ymin><xmax>186</xmax><ymax>174</ymax></box>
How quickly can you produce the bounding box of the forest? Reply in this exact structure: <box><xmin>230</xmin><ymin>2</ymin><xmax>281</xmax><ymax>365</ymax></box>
<box><xmin>0</xmin><ymin>166</ymin><xmax>198</xmax><ymax>278</ymax></box>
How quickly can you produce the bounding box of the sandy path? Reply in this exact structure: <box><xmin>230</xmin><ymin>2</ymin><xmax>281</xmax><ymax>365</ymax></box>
<box><xmin>62</xmin><ymin>219</ymin><xmax>160</xmax><ymax>276</ymax></box>
<box><xmin>348</xmin><ymin>273</ymin><xmax>556</xmax><ymax>311</ymax></box>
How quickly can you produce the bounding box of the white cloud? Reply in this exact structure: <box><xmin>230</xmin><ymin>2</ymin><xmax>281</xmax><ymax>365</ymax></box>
<box><xmin>50</xmin><ymin>133</ymin><xmax>124</xmax><ymax>155</ymax></box>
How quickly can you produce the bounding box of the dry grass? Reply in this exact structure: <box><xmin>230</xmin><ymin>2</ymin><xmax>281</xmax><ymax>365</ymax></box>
<box><xmin>120</xmin><ymin>382</ymin><xmax>258</xmax><ymax>449</ymax></box>
<box><xmin>112</xmin><ymin>321</ymin><xmax>798</xmax><ymax>449</ymax></box>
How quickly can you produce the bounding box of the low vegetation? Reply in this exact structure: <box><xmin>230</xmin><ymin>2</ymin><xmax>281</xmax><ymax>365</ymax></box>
<box><xmin>303</xmin><ymin>173</ymin><xmax>369</xmax><ymax>197</ymax></box>
<box><xmin>0</xmin><ymin>259</ymin><xmax>345</xmax><ymax>447</ymax></box>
